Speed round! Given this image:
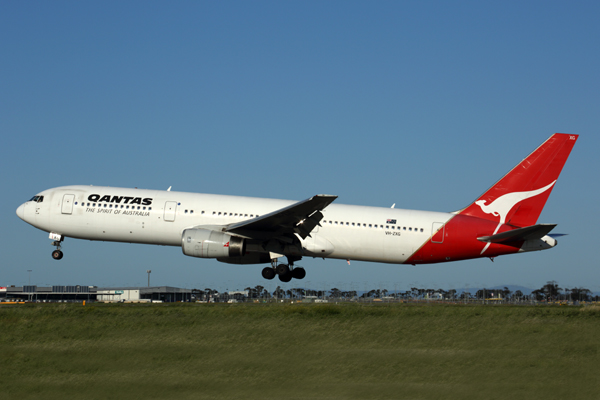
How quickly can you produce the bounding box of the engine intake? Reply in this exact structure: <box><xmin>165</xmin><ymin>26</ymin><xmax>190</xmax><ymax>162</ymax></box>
<box><xmin>182</xmin><ymin>229</ymin><xmax>245</xmax><ymax>258</ymax></box>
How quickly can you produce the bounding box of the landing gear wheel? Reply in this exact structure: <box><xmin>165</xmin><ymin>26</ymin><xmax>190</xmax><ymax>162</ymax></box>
<box><xmin>261</xmin><ymin>267</ymin><xmax>276</xmax><ymax>280</ymax></box>
<box><xmin>291</xmin><ymin>267</ymin><xmax>306</xmax><ymax>280</ymax></box>
<box><xmin>275</xmin><ymin>263</ymin><xmax>290</xmax><ymax>276</ymax></box>
<box><xmin>51</xmin><ymin>238</ymin><xmax>64</xmax><ymax>260</ymax></box>
<box><xmin>278</xmin><ymin>272</ymin><xmax>292</xmax><ymax>283</ymax></box>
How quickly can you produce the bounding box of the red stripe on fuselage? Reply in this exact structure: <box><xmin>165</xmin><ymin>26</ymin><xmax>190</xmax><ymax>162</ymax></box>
<box><xmin>406</xmin><ymin>215</ymin><xmax>522</xmax><ymax>264</ymax></box>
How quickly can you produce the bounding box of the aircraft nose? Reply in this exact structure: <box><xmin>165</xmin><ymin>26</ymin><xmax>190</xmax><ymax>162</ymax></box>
<box><xmin>16</xmin><ymin>203</ymin><xmax>25</xmax><ymax>221</ymax></box>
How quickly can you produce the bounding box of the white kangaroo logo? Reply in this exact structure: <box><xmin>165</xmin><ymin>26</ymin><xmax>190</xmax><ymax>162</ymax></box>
<box><xmin>476</xmin><ymin>180</ymin><xmax>556</xmax><ymax>254</ymax></box>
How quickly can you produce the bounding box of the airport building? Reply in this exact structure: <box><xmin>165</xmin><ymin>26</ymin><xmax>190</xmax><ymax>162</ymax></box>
<box><xmin>0</xmin><ymin>285</ymin><xmax>194</xmax><ymax>302</ymax></box>
<box><xmin>96</xmin><ymin>286</ymin><xmax>195</xmax><ymax>302</ymax></box>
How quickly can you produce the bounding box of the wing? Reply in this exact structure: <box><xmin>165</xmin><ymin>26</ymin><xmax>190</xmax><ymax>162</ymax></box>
<box><xmin>224</xmin><ymin>194</ymin><xmax>337</xmax><ymax>241</ymax></box>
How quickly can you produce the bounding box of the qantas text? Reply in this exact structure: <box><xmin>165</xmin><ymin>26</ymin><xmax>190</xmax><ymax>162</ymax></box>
<box><xmin>87</xmin><ymin>194</ymin><xmax>152</xmax><ymax>205</ymax></box>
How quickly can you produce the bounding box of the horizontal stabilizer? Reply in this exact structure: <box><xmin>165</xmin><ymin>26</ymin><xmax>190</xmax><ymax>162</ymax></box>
<box><xmin>477</xmin><ymin>224</ymin><xmax>557</xmax><ymax>244</ymax></box>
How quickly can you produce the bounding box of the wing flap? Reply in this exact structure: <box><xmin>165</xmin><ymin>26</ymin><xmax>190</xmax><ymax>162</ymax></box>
<box><xmin>477</xmin><ymin>224</ymin><xmax>557</xmax><ymax>244</ymax></box>
<box><xmin>226</xmin><ymin>194</ymin><xmax>337</xmax><ymax>239</ymax></box>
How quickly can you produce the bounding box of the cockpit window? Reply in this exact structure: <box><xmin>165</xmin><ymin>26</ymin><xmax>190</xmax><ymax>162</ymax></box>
<box><xmin>29</xmin><ymin>196</ymin><xmax>44</xmax><ymax>203</ymax></box>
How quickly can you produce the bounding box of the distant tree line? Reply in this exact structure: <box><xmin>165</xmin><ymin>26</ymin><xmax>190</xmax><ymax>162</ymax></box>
<box><xmin>191</xmin><ymin>281</ymin><xmax>597</xmax><ymax>303</ymax></box>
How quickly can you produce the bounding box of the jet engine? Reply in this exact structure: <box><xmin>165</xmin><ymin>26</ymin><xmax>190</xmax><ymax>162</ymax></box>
<box><xmin>182</xmin><ymin>229</ymin><xmax>245</xmax><ymax>258</ymax></box>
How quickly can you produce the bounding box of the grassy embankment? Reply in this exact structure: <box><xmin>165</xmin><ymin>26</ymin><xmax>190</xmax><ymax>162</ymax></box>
<box><xmin>1</xmin><ymin>302</ymin><xmax>599</xmax><ymax>399</ymax></box>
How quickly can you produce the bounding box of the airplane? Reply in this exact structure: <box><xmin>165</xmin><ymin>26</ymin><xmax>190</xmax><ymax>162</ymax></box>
<box><xmin>16</xmin><ymin>133</ymin><xmax>578</xmax><ymax>282</ymax></box>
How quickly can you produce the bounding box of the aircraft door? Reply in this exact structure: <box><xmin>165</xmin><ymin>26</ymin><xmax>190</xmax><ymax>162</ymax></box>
<box><xmin>431</xmin><ymin>222</ymin><xmax>445</xmax><ymax>243</ymax></box>
<box><xmin>61</xmin><ymin>194</ymin><xmax>75</xmax><ymax>215</ymax></box>
<box><xmin>164</xmin><ymin>201</ymin><xmax>177</xmax><ymax>222</ymax></box>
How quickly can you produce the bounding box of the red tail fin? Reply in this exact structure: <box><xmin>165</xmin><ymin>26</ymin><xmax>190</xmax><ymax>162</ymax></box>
<box><xmin>458</xmin><ymin>133</ymin><xmax>578</xmax><ymax>227</ymax></box>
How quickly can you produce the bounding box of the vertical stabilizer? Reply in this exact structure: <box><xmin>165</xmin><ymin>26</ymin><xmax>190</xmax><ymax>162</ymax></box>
<box><xmin>458</xmin><ymin>133</ymin><xmax>578</xmax><ymax>228</ymax></box>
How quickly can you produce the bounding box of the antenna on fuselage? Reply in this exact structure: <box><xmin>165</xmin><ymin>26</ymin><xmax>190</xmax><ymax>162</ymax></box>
<box><xmin>167</xmin><ymin>186</ymin><xmax>172</xmax><ymax>191</ymax></box>
<box><xmin>391</xmin><ymin>203</ymin><xmax>395</xmax><ymax>209</ymax></box>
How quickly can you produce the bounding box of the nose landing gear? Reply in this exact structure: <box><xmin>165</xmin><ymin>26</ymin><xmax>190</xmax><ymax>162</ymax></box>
<box><xmin>52</xmin><ymin>249</ymin><xmax>63</xmax><ymax>260</ymax></box>
<box><xmin>51</xmin><ymin>237</ymin><xmax>64</xmax><ymax>260</ymax></box>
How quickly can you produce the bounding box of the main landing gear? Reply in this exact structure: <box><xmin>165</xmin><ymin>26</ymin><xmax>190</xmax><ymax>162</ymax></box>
<box><xmin>51</xmin><ymin>239</ymin><xmax>64</xmax><ymax>260</ymax></box>
<box><xmin>262</xmin><ymin>258</ymin><xmax>306</xmax><ymax>282</ymax></box>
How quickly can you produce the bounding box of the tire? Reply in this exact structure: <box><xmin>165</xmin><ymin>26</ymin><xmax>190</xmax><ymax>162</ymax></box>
<box><xmin>278</xmin><ymin>272</ymin><xmax>292</xmax><ymax>283</ymax></box>
<box><xmin>275</xmin><ymin>263</ymin><xmax>290</xmax><ymax>276</ymax></box>
<box><xmin>52</xmin><ymin>250</ymin><xmax>63</xmax><ymax>260</ymax></box>
<box><xmin>261</xmin><ymin>267</ymin><xmax>276</xmax><ymax>280</ymax></box>
<box><xmin>291</xmin><ymin>267</ymin><xmax>306</xmax><ymax>280</ymax></box>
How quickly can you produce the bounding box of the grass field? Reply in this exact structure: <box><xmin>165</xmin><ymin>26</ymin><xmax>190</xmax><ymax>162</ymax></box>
<box><xmin>1</xmin><ymin>302</ymin><xmax>598</xmax><ymax>399</ymax></box>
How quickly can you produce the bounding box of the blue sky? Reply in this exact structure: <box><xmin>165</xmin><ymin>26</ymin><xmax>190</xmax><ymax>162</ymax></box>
<box><xmin>2</xmin><ymin>1</ymin><xmax>598</xmax><ymax>293</ymax></box>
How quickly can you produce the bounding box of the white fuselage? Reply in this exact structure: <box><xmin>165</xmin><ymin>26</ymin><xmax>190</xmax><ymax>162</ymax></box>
<box><xmin>17</xmin><ymin>185</ymin><xmax>453</xmax><ymax>264</ymax></box>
